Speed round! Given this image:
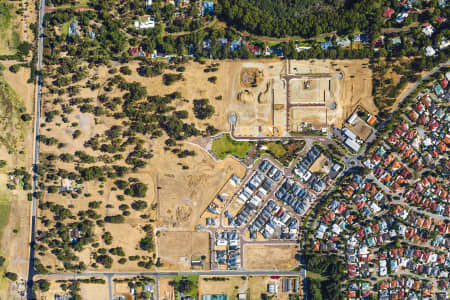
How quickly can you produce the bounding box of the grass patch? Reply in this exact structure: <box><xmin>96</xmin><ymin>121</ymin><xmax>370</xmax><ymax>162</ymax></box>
<box><xmin>61</xmin><ymin>19</ymin><xmax>74</xmax><ymax>37</ymax></box>
<box><xmin>262</xmin><ymin>142</ymin><xmax>286</xmax><ymax>157</ymax></box>
<box><xmin>0</xmin><ymin>2</ymin><xmax>12</xmax><ymax>30</ymax></box>
<box><xmin>261</xmin><ymin>140</ymin><xmax>305</xmax><ymax>167</ymax></box>
<box><xmin>306</xmin><ymin>271</ymin><xmax>327</xmax><ymax>281</ymax></box>
<box><xmin>0</xmin><ymin>1</ymin><xmax>20</xmax><ymax>55</ymax></box>
<box><xmin>212</xmin><ymin>134</ymin><xmax>253</xmax><ymax>160</ymax></box>
<box><xmin>0</xmin><ymin>191</ymin><xmax>10</xmax><ymax>242</ymax></box>
<box><xmin>51</xmin><ymin>0</ymin><xmax>89</xmax><ymax>9</ymax></box>
<box><xmin>0</xmin><ymin>189</ymin><xmax>11</xmax><ymax>290</ymax></box>
<box><xmin>175</xmin><ymin>275</ymin><xmax>199</xmax><ymax>298</ymax></box>
<box><xmin>0</xmin><ymin>78</ymin><xmax>26</xmax><ymax>153</ymax></box>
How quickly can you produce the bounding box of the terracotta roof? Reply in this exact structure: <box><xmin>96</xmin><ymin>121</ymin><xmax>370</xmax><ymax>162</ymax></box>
<box><xmin>383</xmin><ymin>7</ymin><xmax>395</xmax><ymax>18</ymax></box>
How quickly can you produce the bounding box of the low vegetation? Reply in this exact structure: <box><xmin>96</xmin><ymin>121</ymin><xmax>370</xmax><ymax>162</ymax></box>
<box><xmin>306</xmin><ymin>254</ymin><xmax>345</xmax><ymax>300</ymax></box>
<box><xmin>260</xmin><ymin>140</ymin><xmax>305</xmax><ymax>166</ymax></box>
<box><xmin>212</xmin><ymin>134</ymin><xmax>253</xmax><ymax>160</ymax></box>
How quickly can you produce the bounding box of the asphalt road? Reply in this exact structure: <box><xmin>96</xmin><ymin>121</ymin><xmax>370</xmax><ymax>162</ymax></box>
<box><xmin>26</xmin><ymin>0</ymin><xmax>45</xmax><ymax>297</ymax></box>
<box><xmin>47</xmin><ymin>270</ymin><xmax>303</xmax><ymax>277</ymax></box>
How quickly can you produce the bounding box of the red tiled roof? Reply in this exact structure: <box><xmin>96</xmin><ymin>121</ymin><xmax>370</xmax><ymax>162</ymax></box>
<box><xmin>383</xmin><ymin>7</ymin><xmax>395</xmax><ymax>18</ymax></box>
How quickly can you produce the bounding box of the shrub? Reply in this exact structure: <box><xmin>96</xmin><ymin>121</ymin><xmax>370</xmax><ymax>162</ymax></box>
<box><xmin>73</xmin><ymin>130</ymin><xmax>82</xmax><ymax>139</ymax></box>
<box><xmin>36</xmin><ymin>279</ymin><xmax>50</xmax><ymax>292</ymax></box>
<box><xmin>9</xmin><ymin>64</ymin><xmax>21</xmax><ymax>73</ymax></box>
<box><xmin>131</xmin><ymin>200</ymin><xmax>148</xmax><ymax>210</ymax></box>
<box><xmin>193</xmin><ymin>99</ymin><xmax>215</xmax><ymax>120</ymax></box>
<box><xmin>139</xmin><ymin>237</ymin><xmax>153</xmax><ymax>251</ymax></box>
<box><xmin>125</xmin><ymin>183</ymin><xmax>148</xmax><ymax>198</ymax></box>
<box><xmin>21</xmin><ymin>114</ymin><xmax>32</xmax><ymax>121</ymax></box>
<box><xmin>4</xmin><ymin>272</ymin><xmax>18</xmax><ymax>281</ymax></box>
<box><xmin>104</xmin><ymin>215</ymin><xmax>125</xmax><ymax>224</ymax></box>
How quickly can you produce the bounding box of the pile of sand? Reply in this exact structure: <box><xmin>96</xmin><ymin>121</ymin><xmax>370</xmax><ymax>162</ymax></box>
<box><xmin>240</xmin><ymin>68</ymin><xmax>263</xmax><ymax>88</ymax></box>
<box><xmin>237</xmin><ymin>90</ymin><xmax>254</xmax><ymax>104</ymax></box>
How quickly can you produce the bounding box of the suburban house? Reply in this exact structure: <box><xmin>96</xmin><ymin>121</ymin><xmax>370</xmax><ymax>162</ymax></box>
<box><xmin>68</xmin><ymin>20</ymin><xmax>80</xmax><ymax>36</ymax></box>
<box><xmin>134</xmin><ymin>17</ymin><xmax>155</xmax><ymax>29</ymax></box>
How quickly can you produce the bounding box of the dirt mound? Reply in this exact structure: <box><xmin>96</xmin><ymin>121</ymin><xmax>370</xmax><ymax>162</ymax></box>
<box><xmin>274</xmin><ymin>104</ymin><xmax>285</xmax><ymax>111</ymax></box>
<box><xmin>258</xmin><ymin>80</ymin><xmax>272</xmax><ymax>104</ymax></box>
<box><xmin>237</xmin><ymin>89</ymin><xmax>254</xmax><ymax>104</ymax></box>
<box><xmin>240</xmin><ymin>68</ymin><xmax>263</xmax><ymax>88</ymax></box>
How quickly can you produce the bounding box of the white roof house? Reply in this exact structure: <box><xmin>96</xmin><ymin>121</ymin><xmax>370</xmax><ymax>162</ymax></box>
<box><xmin>396</xmin><ymin>12</ymin><xmax>408</xmax><ymax>23</ymax></box>
<box><xmin>267</xmin><ymin>283</ymin><xmax>278</xmax><ymax>294</ymax></box>
<box><xmin>215</xmin><ymin>239</ymin><xmax>227</xmax><ymax>246</ymax></box>
<box><xmin>425</xmin><ymin>46</ymin><xmax>436</xmax><ymax>57</ymax></box>
<box><xmin>343</xmin><ymin>128</ymin><xmax>357</xmax><ymax>140</ymax></box>
<box><xmin>295</xmin><ymin>45</ymin><xmax>311</xmax><ymax>52</ymax></box>
<box><xmin>134</xmin><ymin>17</ymin><xmax>155</xmax><ymax>29</ymax></box>
<box><xmin>347</xmin><ymin>113</ymin><xmax>358</xmax><ymax>125</ymax></box>
<box><xmin>422</xmin><ymin>25</ymin><xmax>435</xmax><ymax>37</ymax></box>
<box><xmin>439</xmin><ymin>37</ymin><xmax>450</xmax><ymax>50</ymax></box>
<box><xmin>345</xmin><ymin>138</ymin><xmax>361</xmax><ymax>152</ymax></box>
<box><xmin>146</xmin><ymin>0</ymin><xmax>152</xmax><ymax>9</ymax></box>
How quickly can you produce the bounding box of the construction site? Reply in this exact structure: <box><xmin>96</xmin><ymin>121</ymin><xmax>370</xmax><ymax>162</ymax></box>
<box><xmin>225</xmin><ymin>59</ymin><xmax>376</xmax><ymax>138</ymax></box>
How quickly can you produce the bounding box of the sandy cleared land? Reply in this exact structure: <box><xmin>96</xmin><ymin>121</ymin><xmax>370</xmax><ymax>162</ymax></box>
<box><xmin>248</xmin><ymin>275</ymin><xmax>301</xmax><ymax>300</ymax></box>
<box><xmin>290</xmin><ymin>106</ymin><xmax>327</xmax><ymax>130</ymax></box>
<box><xmin>113</xmin><ymin>59</ymin><xmax>373</xmax><ymax>138</ymax></box>
<box><xmin>198</xmin><ymin>276</ymin><xmax>248</xmax><ymax>298</ymax></box>
<box><xmin>159</xmin><ymin>277</ymin><xmax>176</xmax><ymax>300</ymax></box>
<box><xmin>114</xmin><ymin>281</ymin><xmax>134</xmax><ymax>299</ymax></box>
<box><xmin>309</xmin><ymin>154</ymin><xmax>332</xmax><ymax>174</ymax></box>
<box><xmin>34</xmin><ymin>277</ymin><xmax>108</xmax><ymax>300</ymax></box>
<box><xmin>157</xmin><ymin>231</ymin><xmax>209</xmax><ymax>270</ymax></box>
<box><xmin>199</xmin><ymin>275</ymin><xmax>301</xmax><ymax>300</ymax></box>
<box><xmin>288</xmin><ymin>59</ymin><xmax>376</xmax><ymax>131</ymax></box>
<box><xmin>153</xmin><ymin>140</ymin><xmax>246</xmax><ymax>230</ymax></box>
<box><xmin>289</xmin><ymin>78</ymin><xmax>330</xmax><ymax>104</ymax></box>
<box><xmin>199</xmin><ymin>176</ymin><xmax>239</xmax><ymax>227</ymax></box>
<box><xmin>79</xmin><ymin>281</ymin><xmax>109</xmax><ymax>300</ymax></box>
<box><xmin>243</xmin><ymin>244</ymin><xmax>299</xmax><ymax>270</ymax></box>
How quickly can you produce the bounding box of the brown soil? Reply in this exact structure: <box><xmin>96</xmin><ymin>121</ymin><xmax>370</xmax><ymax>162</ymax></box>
<box><xmin>243</xmin><ymin>244</ymin><xmax>299</xmax><ymax>270</ymax></box>
<box><xmin>157</xmin><ymin>231</ymin><xmax>210</xmax><ymax>271</ymax></box>
<box><xmin>240</xmin><ymin>68</ymin><xmax>263</xmax><ymax>88</ymax></box>
<box><xmin>159</xmin><ymin>278</ymin><xmax>176</xmax><ymax>300</ymax></box>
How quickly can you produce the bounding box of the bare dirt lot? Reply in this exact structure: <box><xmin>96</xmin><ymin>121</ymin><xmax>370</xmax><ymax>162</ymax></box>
<box><xmin>152</xmin><ymin>140</ymin><xmax>246</xmax><ymax>230</ymax></box>
<box><xmin>198</xmin><ymin>275</ymin><xmax>302</xmax><ymax>300</ymax></box>
<box><xmin>243</xmin><ymin>244</ymin><xmax>299</xmax><ymax>270</ymax></box>
<box><xmin>157</xmin><ymin>231</ymin><xmax>210</xmax><ymax>270</ymax></box>
<box><xmin>33</xmin><ymin>277</ymin><xmax>108</xmax><ymax>300</ymax></box>
<box><xmin>247</xmin><ymin>275</ymin><xmax>302</xmax><ymax>300</ymax></box>
<box><xmin>198</xmin><ymin>276</ymin><xmax>248</xmax><ymax>298</ymax></box>
<box><xmin>159</xmin><ymin>277</ymin><xmax>176</xmax><ymax>300</ymax></box>
<box><xmin>288</xmin><ymin>59</ymin><xmax>376</xmax><ymax>131</ymax></box>
<box><xmin>309</xmin><ymin>154</ymin><xmax>332</xmax><ymax>174</ymax></box>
